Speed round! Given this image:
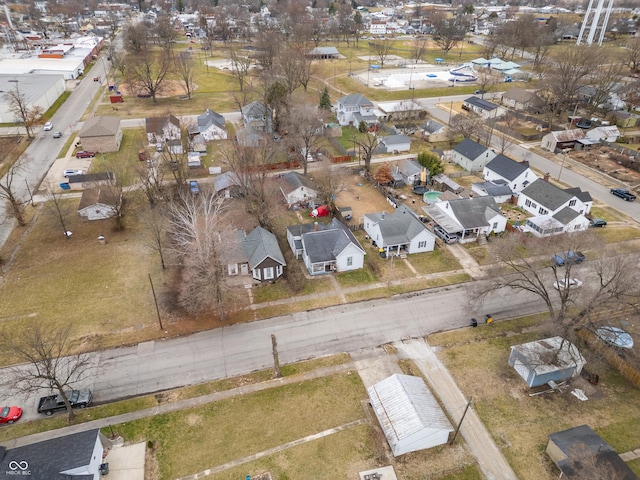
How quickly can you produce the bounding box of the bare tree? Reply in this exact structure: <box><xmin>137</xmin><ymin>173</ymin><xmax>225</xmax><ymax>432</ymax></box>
<box><xmin>0</xmin><ymin>157</ymin><xmax>28</xmax><ymax>226</ymax></box>
<box><xmin>229</xmin><ymin>46</ymin><xmax>252</xmax><ymax>92</ymax></box>
<box><xmin>168</xmin><ymin>190</ymin><xmax>229</xmax><ymax>319</ymax></box>
<box><xmin>136</xmin><ymin>153</ymin><xmax>167</xmax><ymax>205</ymax></box>
<box><xmin>496</xmin><ymin>112</ymin><xmax>519</xmax><ymax>154</ymax></box>
<box><xmin>174</xmin><ymin>51</ymin><xmax>195</xmax><ymax>99</ymax></box>
<box><xmin>583</xmin><ymin>59</ymin><xmax>626</xmax><ymax>116</ymax></box>
<box><xmin>474</xmin><ymin>68</ymin><xmax>499</xmax><ymax>97</ymax></box>
<box><xmin>431</xmin><ymin>12</ymin><xmax>469</xmax><ymax>57</ymax></box>
<box><xmin>276</xmin><ymin>47</ymin><xmax>304</xmax><ymax>95</ymax></box>
<box><xmin>124</xmin><ymin>49</ymin><xmax>173</xmax><ymax>103</ymax></box>
<box><xmin>43</xmin><ymin>182</ymin><xmax>73</xmax><ymax>238</ymax></box>
<box><xmin>353</xmin><ymin>131</ymin><xmax>380</xmax><ymax>173</ymax></box>
<box><xmin>625</xmin><ymin>38</ymin><xmax>640</xmax><ymax>73</ymax></box>
<box><xmin>283</xmin><ymin>101</ymin><xmax>324</xmax><ymax>175</ymax></box>
<box><xmin>411</xmin><ymin>37</ymin><xmax>429</xmax><ymax>64</ymax></box>
<box><xmin>142</xmin><ymin>204</ymin><xmax>169</xmax><ymax>270</ymax></box>
<box><xmin>449</xmin><ymin>113</ymin><xmax>485</xmax><ymax>142</ymax></box>
<box><xmin>312</xmin><ymin>162</ymin><xmax>346</xmax><ymax>209</ymax></box>
<box><xmin>4</xmin><ymin>81</ymin><xmax>43</xmax><ymax>139</ymax></box>
<box><xmin>369</xmin><ymin>40</ymin><xmax>394</xmax><ymax>68</ymax></box>
<box><xmin>470</xmin><ymin>232</ymin><xmax>640</xmax><ymax>341</ymax></box>
<box><xmin>0</xmin><ymin>322</ymin><xmax>94</xmax><ymax>422</ymax></box>
<box><xmin>153</xmin><ymin>14</ymin><xmax>178</xmax><ymax>52</ymax></box>
<box><xmin>124</xmin><ymin>22</ymin><xmax>149</xmax><ymax>54</ymax></box>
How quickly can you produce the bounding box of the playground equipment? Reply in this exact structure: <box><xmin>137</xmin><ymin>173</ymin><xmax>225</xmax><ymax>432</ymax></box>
<box><xmin>448</xmin><ymin>64</ymin><xmax>477</xmax><ymax>83</ymax></box>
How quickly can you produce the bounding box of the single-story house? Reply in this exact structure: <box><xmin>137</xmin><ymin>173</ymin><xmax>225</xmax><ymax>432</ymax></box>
<box><xmin>235</xmin><ymin>125</ymin><xmax>268</xmax><ymax>148</ymax></box>
<box><xmin>77</xmin><ymin>187</ymin><xmax>120</xmax><ymax>220</ymax></box>
<box><xmin>471</xmin><ymin>180</ymin><xmax>514</xmax><ymax>203</ymax></box>
<box><xmin>306</xmin><ymin>46</ymin><xmax>340</xmax><ymax>59</ymax></box>
<box><xmin>421</xmin><ymin>119</ymin><xmax>447</xmax><ymax>142</ymax></box>
<box><xmin>585</xmin><ymin>125</ymin><xmax>620</xmax><ymax>143</ymax></box>
<box><xmin>213</xmin><ymin>171</ymin><xmax>241</xmax><ymax>198</ymax></box>
<box><xmin>286</xmin><ymin>218</ymin><xmax>365</xmax><ymax>275</ymax></box>
<box><xmin>336</xmin><ymin>93</ymin><xmax>378</xmax><ymax>128</ymax></box>
<box><xmin>146</xmin><ymin>113</ymin><xmax>181</xmax><ymax>146</ymax></box>
<box><xmin>77</xmin><ymin>116</ymin><xmax>123</xmax><ymax>153</ymax></box>
<box><xmin>376</xmin><ymin>100</ymin><xmax>425</xmax><ymax>122</ymax></box>
<box><xmin>500</xmin><ymin>88</ymin><xmax>543</xmax><ymax>111</ymax></box>
<box><xmin>395</xmin><ymin>159</ymin><xmax>426</xmax><ymax>186</ymax></box>
<box><xmin>223</xmin><ymin>227</ymin><xmax>286</xmax><ymax>283</ymax></box>
<box><xmin>279</xmin><ymin>171</ymin><xmax>318</xmax><ymax>206</ymax></box>
<box><xmin>191</xmin><ymin>108</ymin><xmax>227</xmax><ymax>141</ymax></box>
<box><xmin>462</xmin><ymin>96</ymin><xmax>501</xmax><ymax>119</ymax></box>
<box><xmin>547</xmin><ymin>425</ymin><xmax>638</xmax><ymax>480</ymax></box>
<box><xmin>0</xmin><ymin>428</ymin><xmax>108</xmax><ymax>479</ymax></box>
<box><xmin>364</xmin><ymin>205</ymin><xmax>436</xmax><ymax>256</ymax></box>
<box><xmin>379</xmin><ymin>134</ymin><xmax>411</xmax><ymax>153</ymax></box>
<box><xmin>483</xmin><ymin>154</ymin><xmax>536</xmax><ymax>193</ymax></box>
<box><xmin>368</xmin><ymin>374</ymin><xmax>454</xmax><ymax>457</ymax></box>
<box><xmin>66</xmin><ymin>172</ymin><xmax>116</xmax><ymax>191</ymax></box>
<box><xmin>423</xmin><ymin>196</ymin><xmax>507</xmax><ymax>242</ymax></box>
<box><xmin>451</xmin><ymin>138</ymin><xmax>497</xmax><ymax>172</ymax></box>
<box><xmin>541</xmin><ymin>129</ymin><xmax>585</xmax><ymax>152</ymax></box>
<box><xmin>241</xmin><ymin>101</ymin><xmax>273</xmax><ymax>133</ymax></box>
<box><xmin>508</xmin><ymin>336</ymin><xmax>586</xmax><ymax>388</ymax></box>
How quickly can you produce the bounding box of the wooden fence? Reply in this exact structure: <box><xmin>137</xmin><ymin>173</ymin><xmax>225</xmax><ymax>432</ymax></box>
<box><xmin>577</xmin><ymin>329</ymin><xmax>640</xmax><ymax>388</ymax></box>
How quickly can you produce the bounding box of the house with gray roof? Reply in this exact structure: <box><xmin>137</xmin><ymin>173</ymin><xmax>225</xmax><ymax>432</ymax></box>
<box><xmin>145</xmin><ymin>113</ymin><xmax>180</xmax><ymax>146</ymax></box>
<box><xmin>213</xmin><ymin>171</ymin><xmax>241</xmax><ymax>198</ymax></box>
<box><xmin>286</xmin><ymin>218</ymin><xmax>365</xmax><ymax>275</ymax></box>
<box><xmin>191</xmin><ymin>108</ymin><xmax>227</xmax><ymax>141</ymax></box>
<box><xmin>364</xmin><ymin>205</ymin><xmax>436</xmax><ymax>255</ymax></box>
<box><xmin>500</xmin><ymin>88</ymin><xmax>543</xmax><ymax>111</ymax></box>
<box><xmin>451</xmin><ymin>138</ymin><xmax>497</xmax><ymax>172</ymax></box>
<box><xmin>279</xmin><ymin>171</ymin><xmax>318</xmax><ymax>206</ymax></box>
<box><xmin>379</xmin><ymin>134</ymin><xmax>411</xmax><ymax>153</ymax></box>
<box><xmin>223</xmin><ymin>227</ymin><xmax>286</xmax><ymax>283</ymax></box>
<box><xmin>336</xmin><ymin>93</ymin><xmax>378</xmax><ymax>127</ymax></box>
<box><xmin>518</xmin><ymin>179</ymin><xmax>591</xmax><ymax>236</ymax></box>
<box><xmin>241</xmin><ymin>101</ymin><xmax>273</xmax><ymax>133</ymax></box>
<box><xmin>462</xmin><ymin>96</ymin><xmax>502</xmax><ymax>119</ymax></box>
<box><xmin>0</xmin><ymin>428</ymin><xmax>108</xmax><ymax>480</ymax></box>
<box><xmin>421</xmin><ymin>119</ymin><xmax>447</xmax><ymax>142</ymax></box>
<box><xmin>78</xmin><ymin>116</ymin><xmax>122</xmax><ymax>152</ymax></box>
<box><xmin>395</xmin><ymin>159</ymin><xmax>426</xmax><ymax>185</ymax></box>
<box><xmin>471</xmin><ymin>180</ymin><xmax>513</xmax><ymax>203</ymax></box>
<box><xmin>483</xmin><ymin>154</ymin><xmax>536</xmax><ymax>193</ymax></box>
<box><xmin>307</xmin><ymin>46</ymin><xmax>340</xmax><ymax>59</ymax></box>
<box><xmin>423</xmin><ymin>196</ymin><xmax>506</xmax><ymax>242</ymax></box>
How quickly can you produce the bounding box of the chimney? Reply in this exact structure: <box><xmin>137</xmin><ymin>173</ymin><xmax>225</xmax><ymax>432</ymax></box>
<box><xmin>543</xmin><ymin>172</ymin><xmax>550</xmax><ymax>182</ymax></box>
<box><xmin>521</xmin><ymin>160</ymin><xmax>529</xmax><ymax>167</ymax></box>
<box><xmin>314</xmin><ymin>222</ymin><xmax>318</xmax><ymax>231</ymax></box>
<box><xmin>381</xmin><ymin>211</ymin><xmax>386</xmax><ymax>220</ymax></box>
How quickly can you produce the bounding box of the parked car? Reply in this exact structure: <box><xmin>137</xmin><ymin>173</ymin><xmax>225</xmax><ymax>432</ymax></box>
<box><xmin>474</xmin><ymin>89</ymin><xmax>486</xmax><ymax>95</ymax></box>
<box><xmin>63</xmin><ymin>169</ymin><xmax>84</xmax><ymax>178</ymax></box>
<box><xmin>610</xmin><ymin>188</ymin><xmax>636</xmax><ymax>201</ymax></box>
<box><xmin>595</xmin><ymin>326</ymin><xmax>634</xmax><ymax>349</ymax></box>
<box><xmin>43</xmin><ymin>121</ymin><xmax>53</xmax><ymax>131</ymax></box>
<box><xmin>37</xmin><ymin>389</ymin><xmax>92</xmax><ymax>416</ymax></box>
<box><xmin>553</xmin><ymin>278</ymin><xmax>583</xmax><ymax>290</ymax></box>
<box><xmin>553</xmin><ymin>251</ymin><xmax>585</xmax><ymax>266</ymax></box>
<box><xmin>434</xmin><ymin>225</ymin><xmax>458</xmax><ymax>244</ymax></box>
<box><xmin>52</xmin><ymin>131</ymin><xmax>62</xmax><ymax>138</ymax></box>
<box><xmin>189</xmin><ymin>180</ymin><xmax>200</xmax><ymax>194</ymax></box>
<box><xmin>0</xmin><ymin>406</ymin><xmax>22</xmax><ymax>424</ymax></box>
<box><xmin>588</xmin><ymin>218</ymin><xmax>607</xmax><ymax>228</ymax></box>
<box><xmin>75</xmin><ymin>151</ymin><xmax>96</xmax><ymax>158</ymax></box>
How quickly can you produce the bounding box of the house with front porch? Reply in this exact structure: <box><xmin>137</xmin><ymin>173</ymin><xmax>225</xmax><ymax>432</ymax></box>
<box><xmin>191</xmin><ymin>108</ymin><xmax>227</xmax><ymax>141</ymax></box>
<box><xmin>336</xmin><ymin>93</ymin><xmax>378</xmax><ymax>128</ymax></box>
<box><xmin>364</xmin><ymin>205</ymin><xmax>436</xmax><ymax>256</ymax></box>
<box><xmin>286</xmin><ymin>218</ymin><xmax>365</xmax><ymax>275</ymax></box>
<box><xmin>224</xmin><ymin>227</ymin><xmax>286</xmax><ymax>283</ymax></box>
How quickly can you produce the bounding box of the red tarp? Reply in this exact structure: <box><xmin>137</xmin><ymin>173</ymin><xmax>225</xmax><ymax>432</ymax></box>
<box><xmin>310</xmin><ymin>205</ymin><xmax>330</xmax><ymax>218</ymax></box>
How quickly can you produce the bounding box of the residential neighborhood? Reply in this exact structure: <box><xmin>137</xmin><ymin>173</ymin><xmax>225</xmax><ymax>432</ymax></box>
<box><xmin>0</xmin><ymin>0</ymin><xmax>639</xmax><ymax>479</ymax></box>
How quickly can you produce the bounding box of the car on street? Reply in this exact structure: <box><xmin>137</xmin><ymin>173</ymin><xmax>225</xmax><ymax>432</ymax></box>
<box><xmin>43</xmin><ymin>121</ymin><xmax>53</xmax><ymax>131</ymax></box>
<box><xmin>474</xmin><ymin>89</ymin><xmax>486</xmax><ymax>95</ymax></box>
<box><xmin>63</xmin><ymin>169</ymin><xmax>84</xmax><ymax>178</ymax></box>
<box><xmin>553</xmin><ymin>251</ymin><xmax>585</xmax><ymax>266</ymax></box>
<box><xmin>610</xmin><ymin>188</ymin><xmax>636</xmax><ymax>201</ymax></box>
<box><xmin>589</xmin><ymin>218</ymin><xmax>607</xmax><ymax>228</ymax></box>
<box><xmin>189</xmin><ymin>180</ymin><xmax>200</xmax><ymax>194</ymax></box>
<box><xmin>0</xmin><ymin>406</ymin><xmax>22</xmax><ymax>424</ymax></box>
<box><xmin>75</xmin><ymin>150</ymin><xmax>96</xmax><ymax>158</ymax></box>
<box><xmin>52</xmin><ymin>131</ymin><xmax>62</xmax><ymax>138</ymax></box>
<box><xmin>553</xmin><ymin>278</ymin><xmax>583</xmax><ymax>290</ymax></box>
<box><xmin>595</xmin><ymin>326</ymin><xmax>634</xmax><ymax>349</ymax></box>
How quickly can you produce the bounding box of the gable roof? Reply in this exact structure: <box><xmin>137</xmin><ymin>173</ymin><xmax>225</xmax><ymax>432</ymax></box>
<box><xmin>546</xmin><ymin>129</ymin><xmax>585</xmax><ymax>142</ymax></box>
<box><xmin>463</xmin><ymin>96</ymin><xmax>498</xmax><ymax>111</ymax></box>
<box><xmin>197</xmin><ymin>109</ymin><xmax>226</xmax><ymax>131</ymax></box>
<box><xmin>473</xmin><ymin>181</ymin><xmax>513</xmax><ymax>197</ymax></box>
<box><xmin>241</xmin><ymin>101</ymin><xmax>270</xmax><ymax>118</ymax></box>
<box><xmin>521</xmin><ymin>179</ymin><xmax>573</xmax><ymax>211</ymax></box>
<box><xmin>213</xmin><ymin>171</ymin><xmax>240</xmax><ymax>193</ymax></box>
<box><xmin>0</xmin><ymin>429</ymin><xmax>102</xmax><ymax>480</ymax></box>
<box><xmin>301</xmin><ymin>218</ymin><xmax>364</xmax><ymax>262</ymax></box>
<box><xmin>77</xmin><ymin>186</ymin><xmax>119</xmax><ymax>211</ymax></box>
<box><xmin>552</xmin><ymin>206</ymin><xmax>580</xmax><ymax>224</ymax></box>
<box><xmin>453</xmin><ymin>138</ymin><xmax>490</xmax><ymax>161</ymax></box>
<box><xmin>365</xmin><ymin>205</ymin><xmax>433</xmax><ymax>245</ymax></box>
<box><xmin>423</xmin><ymin>119</ymin><xmax>444</xmax><ymax>134</ymax></box>
<box><xmin>242</xmin><ymin>226</ymin><xmax>286</xmax><ymax>268</ymax></box>
<box><xmin>501</xmin><ymin>87</ymin><xmax>538</xmax><ymax>103</ymax></box>
<box><xmin>398</xmin><ymin>159</ymin><xmax>423</xmax><ymax>177</ymax></box>
<box><xmin>380</xmin><ymin>134</ymin><xmax>410</xmax><ymax>146</ymax></box>
<box><xmin>279</xmin><ymin>171</ymin><xmax>318</xmax><ymax>195</ymax></box>
<box><xmin>564</xmin><ymin>187</ymin><xmax>592</xmax><ymax>204</ymax></box>
<box><xmin>485</xmin><ymin>154</ymin><xmax>529</xmax><ymax>181</ymax></box>
<box><xmin>338</xmin><ymin>93</ymin><xmax>373</xmax><ymax>107</ymax></box>
<box><xmin>79</xmin><ymin>116</ymin><xmax>120</xmax><ymax>137</ymax></box>
<box><xmin>145</xmin><ymin>113</ymin><xmax>180</xmax><ymax>134</ymax></box>
<box><xmin>447</xmin><ymin>196</ymin><xmax>502</xmax><ymax>229</ymax></box>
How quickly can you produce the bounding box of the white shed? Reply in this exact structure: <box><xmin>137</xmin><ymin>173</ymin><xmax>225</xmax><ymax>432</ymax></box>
<box><xmin>368</xmin><ymin>374</ymin><xmax>453</xmax><ymax>456</ymax></box>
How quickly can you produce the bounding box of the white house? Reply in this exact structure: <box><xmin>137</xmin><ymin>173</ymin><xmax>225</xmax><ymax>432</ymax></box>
<box><xmin>380</xmin><ymin>134</ymin><xmax>411</xmax><ymax>153</ymax></box>
<box><xmin>241</xmin><ymin>101</ymin><xmax>273</xmax><ymax>133</ymax></box>
<box><xmin>279</xmin><ymin>171</ymin><xmax>318</xmax><ymax>206</ymax></box>
<box><xmin>395</xmin><ymin>159</ymin><xmax>426</xmax><ymax>185</ymax></box>
<box><xmin>369</xmin><ymin>20</ymin><xmax>387</xmax><ymax>35</ymax></box>
<box><xmin>368</xmin><ymin>374</ymin><xmax>454</xmax><ymax>457</ymax></box>
<box><xmin>483</xmin><ymin>154</ymin><xmax>536</xmax><ymax>193</ymax></box>
<box><xmin>336</xmin><ymin>93</ymin><xmax>378</xmax><ymax>127</ymax></box>
<box><xmin>462</xmin><ymin>96</ymin><xmax>502</xmax><ymax>119</ymax></box>
<box><xmin>364</xmin><ymin>205</ymin><xmax>436</xmax><ymax>256</ymax></box>
<box><xmin>451</xmin><ymin>138</ymin><xmax>497</xmax><ymax>172</ymax></box>
<box><xmin>193</xmin><ymin>108</ymin><xmax>227</xmax><ymax>141</ymax></box>
<box><xmin>585</xmin><ymin>125</ymin><xmax>621</xmax><ymax>143</ymax></box>
<box><xmin>145</xmin><ymin>114</ymin><xmax>181</xmax><ymax>146</ymax></box>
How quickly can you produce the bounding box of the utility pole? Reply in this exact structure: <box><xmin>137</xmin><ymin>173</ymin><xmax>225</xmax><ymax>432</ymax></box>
<box><xmin>148</xmin><ymin>274</ymin><xmax>163</xmax><ymax>330</ymax></box>
<box><xmin>450</xmin><ymin>397</ymin><xmax>472</xmax><ymax>445</ymax></box>
<box><xmin>271</xmin><ymin>334</ymin><xmax>281</xmax><ymax>378</ymax></box>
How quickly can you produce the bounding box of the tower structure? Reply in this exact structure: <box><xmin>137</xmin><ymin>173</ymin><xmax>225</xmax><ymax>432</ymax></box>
<box><xmin>576</xmin><ymin>0</ymin><xmax>615</xmax><ymax>46</ymax></box>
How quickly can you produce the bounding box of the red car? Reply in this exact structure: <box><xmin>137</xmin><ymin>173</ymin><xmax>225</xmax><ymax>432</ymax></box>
<box><xmin>76</xmin><ymin>151</ymin><xmax>96</xmax><ymax>158</ymax></box>
<box><xmin>0</xmin><ymin>406</ymin><xmax>22</xmax><ymax>424</ymax></box>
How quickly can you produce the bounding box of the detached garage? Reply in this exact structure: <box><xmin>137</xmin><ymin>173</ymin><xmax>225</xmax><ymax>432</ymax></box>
<box><xmin>368</xmin><ymin>374</ymin><xmax>453</xmax><ymax>457</ymax></box>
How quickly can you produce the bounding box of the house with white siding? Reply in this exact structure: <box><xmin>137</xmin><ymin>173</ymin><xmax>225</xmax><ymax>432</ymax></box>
<box><xmin>364</xmin><ymin>205</ymin><xmax>436</xmax><ymax>256</ymax></box>
<box><xmin>451</xmin><ymin>138</ymin><xmax>497</xmax><ymax>172</ymax></box>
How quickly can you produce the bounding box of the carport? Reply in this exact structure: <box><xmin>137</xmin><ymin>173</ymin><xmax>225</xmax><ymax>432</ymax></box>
<box><xmin>421</xmin><ymin>205</ymin><xmax>463</xmax><ymax>235</ymax></box>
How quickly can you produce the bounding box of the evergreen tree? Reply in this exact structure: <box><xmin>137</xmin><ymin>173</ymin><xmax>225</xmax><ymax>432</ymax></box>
<box><xmin>417</xmin><ymin>151</ymin><xmax>444</xmax><ymax>178</ymax></box>
<box><xmin>319</xmin><ymin>87</ymin><xmax>332</xmax><ymax>110</ymax></box>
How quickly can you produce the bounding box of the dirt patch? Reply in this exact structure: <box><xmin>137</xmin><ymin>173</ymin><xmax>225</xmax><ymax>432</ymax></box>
<box><xmin>334</xmin><ymin>172</ymin><xmax>393</xmax><ymax>225</ymax></box>
<box><xmin>569</xmin><ymin>145</ymin><xmax>640</xmax><ymax>186</ymax></box>
<box><xmin>118</xmin><ymin>80</ymin><xmax>193</xmax><ymax>99</ymax></box>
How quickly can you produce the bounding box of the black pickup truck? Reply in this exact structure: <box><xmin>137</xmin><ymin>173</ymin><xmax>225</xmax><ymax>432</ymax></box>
<box><xmin>610</xmin><ymin>188</ymin><xmax>637</xmax><ymax>201</ymax></box>
<box><xmin>37</xmin><ymin>389</ymin><xmax>92</xmax><ymax>416</ymax></box>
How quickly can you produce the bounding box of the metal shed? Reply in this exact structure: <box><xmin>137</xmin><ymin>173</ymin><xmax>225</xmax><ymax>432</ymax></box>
<box><xmin>368</xmin><ymin>374</ymin><xmax>453</xmax><ymax>457</ymax></box>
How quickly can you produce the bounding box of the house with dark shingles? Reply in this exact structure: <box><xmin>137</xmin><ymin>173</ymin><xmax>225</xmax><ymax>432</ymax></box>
<box><xmin>223</xmin><ymin>227</ymin><xmax>286</xmax><ymax>282</ymax></box>
<box><xmin>451</xmin><ymin>138</ymin><xmax>497</xmax><ymax>172</ymax></box>
<box><xmin>423</xmin><ymin>196</ymin><xmax>507</xmax><ymax>242</ymax></box>
<box><xmin>190</xmin><ymin>108</ymin><xmax>227</xmax><ymax>141</ymax></box>
<box><xmin>500</xmin><ymin>88</ymin><xmax>543</xmax><ymax>111</ymax></box>
<box><xmin>145</xmin><ymin>113</ymin><xmax>181</xmax><ymax>146</ymax></box>
<box><xmin>364</xmin><ymin>205</ymin><xmax>436</xmax><ymax>255</ymax></box>
<box><xmin>547</xmin><ymin>425</ymin><xmax>639</xmax><ymax>480</ymax></box>
<box><xmin>279</xmin><ymin>171</ymin><xmax>318</xmax><ymax>206</ymax></box>
<box><xmin>77</xmin><ymin>116</ymin><xmax>122</xmax><ymax>153</ymax></box>
<box><xmin>483</xmin><ymin>154</ymin><xmax>536</xmax><ymax>193</ymax></box>
<box><xmin>379</xmin><ymin>134</ymin><xmax>411</xmax><ymax>153</ymax></box>
<box><xmin>395</xmin><ymin>159</ymin><xmax>426</xmax><ymax>185</ymax></box>
<box><xmin>77</xmin><ymin>187</ymin><xmax>120</xmax><ymax>220</ymax></box>
<box><xmin>462</xmin><ymin>96</ymin><xmax>501</xmax><ymax>119</ymax></box>
<box><xmin>286</xmin><ymin>218</ymin><xmax>365</xmax><ymax>275</ymax></box>
<box><xmin>213</xmin><ymin>171</ymin><xmax>241</xmax><ymax>198</ymax></box>
<box><xmin>241</xmin><ymin>101</ymin><xmax>273</xmax><ymax>133</ymax></box>
<box><xmin>518</xmin><ymin>179</ymin><xmax>592</xmax><ymax>236</ymax></box>
<box><xmin>471</xmin><ymin>180</ymin><xmax>514</xmax><ymax>203</ymax></box>
<box><xmin>0</xmin><ymin>428</ymin><xmax>108</xmax><ymax>480</ymax></box>
<box><xmin>67</xmin><ymin>172</ymin><xmax>116</xmax><ymax>191</ymax></box>
<box><xmin>336</xmin><ymin>93</ymin><xmax>378</xmax><ymax>127</ymax></box>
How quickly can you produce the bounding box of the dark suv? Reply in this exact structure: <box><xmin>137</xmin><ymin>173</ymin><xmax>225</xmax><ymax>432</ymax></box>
<box><xmin>553</xmin><ymin>251</ymin><xmax>585</xmax><ymax>267</ymax></box>
<box><xmin>610</xmin><ymin>188</ymin><xmax>636</xmax><ymax>201</ymax></box>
